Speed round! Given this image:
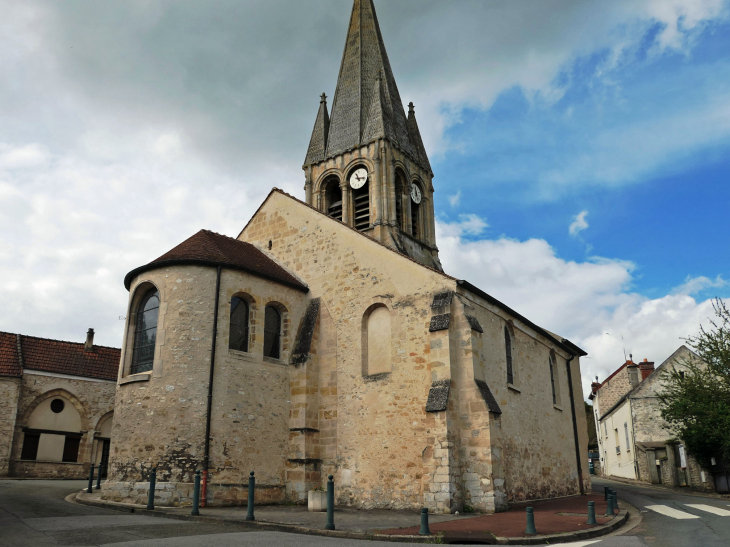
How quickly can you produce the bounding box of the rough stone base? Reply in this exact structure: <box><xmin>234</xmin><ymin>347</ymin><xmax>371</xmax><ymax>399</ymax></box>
<box><xmin>12</xmin><ymin>461</ymin><xmax>87</xmax><ymax>479</ymax></box>
<box><xmin>101</xmin><ymin>481</ymin><xmax>286</xmax><ymax>507</ymax></box>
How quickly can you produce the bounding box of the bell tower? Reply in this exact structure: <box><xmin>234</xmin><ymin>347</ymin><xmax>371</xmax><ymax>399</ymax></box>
<box><xmin>303</xmin><ymin>0</ymin><xmax>441</xmax><ymax>271</ymax></box>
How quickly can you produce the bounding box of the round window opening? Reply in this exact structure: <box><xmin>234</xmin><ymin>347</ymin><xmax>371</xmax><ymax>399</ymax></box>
<box><xmin>50</xmin><ymin>399</ymin><xmax>65</xmax><ymax>414</ymax></box>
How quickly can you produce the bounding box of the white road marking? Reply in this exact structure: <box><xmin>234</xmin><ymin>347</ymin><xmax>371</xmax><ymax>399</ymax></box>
<box><xmin>685</xmin><ymin>504</ymin><xmax>730</xmax><ymax>516</ymax></box>
<box><xmin>645</xmin><ymin>505</ymin><xmax>701</xmax><ymax>519</ymax></box>
<box><xmin>549</xmin><ymin>541</ymin><xmax>601</xmax><ymax>547</ymax></box>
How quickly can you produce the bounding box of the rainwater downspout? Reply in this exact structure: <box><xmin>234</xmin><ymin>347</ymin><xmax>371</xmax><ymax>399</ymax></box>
<box><xmin>565</xmin><ymin>354</ymin><xmax>585</xmax><ymax>495</ymax></box>
<box><xmin>202</xmin><ymin>266</ymin><xmax>222</xmax><ymax>507</ymax></box>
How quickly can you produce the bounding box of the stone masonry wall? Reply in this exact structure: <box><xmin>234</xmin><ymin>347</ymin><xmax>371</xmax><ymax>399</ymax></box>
<box><xmin>0</xmin><ymin>377</ymin><xmax>21</xmax><ymax>476</ymax></box>
<box><xmin>10</xmin><ymin>372</ymin><xmax>115</xmax><ymax>478</ymax></box>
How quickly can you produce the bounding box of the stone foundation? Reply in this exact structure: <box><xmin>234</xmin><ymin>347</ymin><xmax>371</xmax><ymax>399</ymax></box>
<box><xmin>12</xmin><ymin>460</ymin><xmax>87</xmax><ymax>479</ymax></box>
<box><xmin>101</xmin><ymin>481</ymin><xmax>286</xmax><ymax>507</ymax></box>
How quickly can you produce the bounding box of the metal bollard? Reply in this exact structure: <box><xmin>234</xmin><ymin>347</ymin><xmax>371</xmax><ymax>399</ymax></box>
<box><xmin>87</xmin><ymin>465</ymin><xmax>95</xmax><ymax>494</ymax></box>
<box><xmin>191</xmin><ymin>470</ymin><xmax>201</xmax><ymax>516</ymax></box>
<box><xmin>95</xmin><ymin>464</ymin><xmax>102</xmax><ymax>490</ymax></box>
<box><xmin>147</xmin><ymin>468</ymin><xmax>157</xmax><ymax>510</ymax></box>
<box><xmin>605</xmin><ymin>493</ymin><xmax>614</xmax><ymax>516</ymax></box>
<box><xmin>246</xmin><ymin>471</ymin><xmax>255</xmax><ymax>521</ymax></box>
<box><xmin>604</xmin><ymin>486</ymin><xmax>609</xmax><ymax>500</ymax></box>
<box><xmin>325</xmin><ymin>475</ymin><xmax>335</xmax><ymax>531</ymax></box>
<box><xmin>525</xmin><ymin>507</ymin><xmax>537</xmax><ymax>535</ymax></box>
<box><xmin>419</xmin><ymin>507</ymin><xmax>431</xmax><ymax>535</ymax></box>
<box><xmin>587</xmin><ymin>501</ymin><xmax>597</xmax><ymax>525</ymax></box>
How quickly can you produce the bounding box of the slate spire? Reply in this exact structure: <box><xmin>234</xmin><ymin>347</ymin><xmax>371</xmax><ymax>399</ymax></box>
<box><xmin>304</xmin><ymin>93</ymin><xmax>330</xmax><ymax>165</ymax></box>
<box><xmin>322</xmin><ymin>0</ymin><xmax>417</xmax><ymax>162</ymax></box>
<box><xmin>407</xmin><ymin>102</ymin><xmax>431</xmax><ymax>173</ymax></box>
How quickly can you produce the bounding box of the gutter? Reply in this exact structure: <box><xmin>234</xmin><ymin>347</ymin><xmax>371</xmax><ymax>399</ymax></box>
<box><xmin>202</xmin><ymin>266</ymin><xmax>222</xmax><ymax>506</ymax></box>
<box><xmin>565</xmin><ymin>354</ymin><xmax>585</xmax><ymax>495</ymax></box>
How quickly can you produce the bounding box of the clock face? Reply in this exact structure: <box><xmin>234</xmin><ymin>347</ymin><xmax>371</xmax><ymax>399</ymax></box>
<box><xmin>349</xmin><ymin>168</ymin><xmax>368</xmax><ymax>190</ymax></box>
<box><xmin>411</xmin><ymin>184</ymin><xmax>422</xmax><ymax>204</ymax></box>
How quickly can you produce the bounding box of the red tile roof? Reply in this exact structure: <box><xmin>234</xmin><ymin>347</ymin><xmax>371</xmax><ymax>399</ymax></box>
<box><xmin>0</xmin><ymin>331</ymin><xmax>120</xmax><ymax>381</ymax></box>
<box><xmin>124</xmin><ymin>229</ymin><xmax>308</xmax><ymax>292</ymax></box>
<box><xmin>0</xmin><ymin>332</ymin><xmax>22</xmax><ymax>377</ymax></box>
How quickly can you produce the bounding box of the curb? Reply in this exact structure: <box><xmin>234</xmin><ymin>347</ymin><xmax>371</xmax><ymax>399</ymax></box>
<box><xmin>595</xmin><ymin>476</ymin><xmax>730</xmax><ymax>501</ymax></box>
<box><xmin>73</xmin><ymin>491</ymin><xmax>630</xmax><ymax>545</ymax></box>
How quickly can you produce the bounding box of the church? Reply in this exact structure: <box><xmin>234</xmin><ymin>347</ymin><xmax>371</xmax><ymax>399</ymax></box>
<box><xmin>103</xmin><ymin>0</ymin><xmax>590</xmax><ymax>513</ymax></box>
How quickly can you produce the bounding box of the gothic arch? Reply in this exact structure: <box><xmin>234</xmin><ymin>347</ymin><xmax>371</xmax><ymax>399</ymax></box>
<box><xmin>19</xmin><ymin>388</ymin><xmax>91</xmax><ymax>431</ymax></box>
<box><xmin>122</xmin><ymin>280</ymin><xmax>163</xmax><ymax>377</ymax></box>
<box><xmin>313</xmin><ymin>169</ymin><xmax>342</xmax><ymax>195</ymax></box>
<box><xmin>361</xmin><ymin>302</ymin><xmax>393</xmax><ymax>378</ymax></box>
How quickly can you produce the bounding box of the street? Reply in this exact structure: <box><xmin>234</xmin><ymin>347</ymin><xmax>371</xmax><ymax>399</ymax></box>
<box><xmin>0</xmin><ymin>478</ymin><xmax>728</xmax><ymax>546</ymax></box>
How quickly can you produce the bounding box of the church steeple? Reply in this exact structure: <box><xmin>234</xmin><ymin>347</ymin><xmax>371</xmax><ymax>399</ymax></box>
<box><xmin>303</xmin><ymin>0</ymin><xmax>440</xmax><ymax>272</ymax></box>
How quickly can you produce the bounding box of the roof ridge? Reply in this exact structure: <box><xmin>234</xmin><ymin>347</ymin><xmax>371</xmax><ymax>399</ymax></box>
<box><xmin>0</xmin><ymin>330</ymin><xmax>120</xmax><ymax>351</ymax></box>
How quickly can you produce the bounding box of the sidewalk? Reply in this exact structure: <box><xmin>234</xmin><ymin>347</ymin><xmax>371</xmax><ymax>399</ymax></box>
<box><xmin>73</xmin><ymin>490</ymin><xmax>629</xmax><ymax>545</ymax></box>
<box><xmin>594</xmin><ymin>475</ymin><xmax>730</xmax><ymax>501</ymax></box>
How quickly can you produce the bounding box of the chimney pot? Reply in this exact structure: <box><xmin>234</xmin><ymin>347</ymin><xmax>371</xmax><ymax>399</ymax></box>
<box><xmin>84</xmin><ymin>328</ymin><xmax>95</xmax><ymax>352</ymax></box>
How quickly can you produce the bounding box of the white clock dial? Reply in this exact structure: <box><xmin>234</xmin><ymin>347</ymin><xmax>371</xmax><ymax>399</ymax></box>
<box><xmin>411</xmin><ymin>184</ymin><xmax>422</xmax><ymax>204</ymax></box>
<box><xmin>349</xmin><ymin>168</ymin><xmax>368</xmax><ymax>190</ymax></box>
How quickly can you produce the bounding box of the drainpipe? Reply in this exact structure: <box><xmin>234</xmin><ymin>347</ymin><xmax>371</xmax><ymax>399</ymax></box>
<box><xmin>202</xmin><ymin>266</ymin><xmax>222</xmax><ymax>506</ymax></box>
<box><xmin>565</xmin><ymin>354</ymin><xmax>585</xmax><ymax>494</ymax></box>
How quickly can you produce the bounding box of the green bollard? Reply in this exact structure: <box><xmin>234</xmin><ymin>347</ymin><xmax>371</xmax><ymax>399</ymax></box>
<box><xmin>325</xmin><ymin>475</ymin><xmax>335</xmax><ymax>531</ymax></box>
<box><xmin>605</xmin><ymin>493</ymin><xmax>614</xmax><ymax>516</ymax></box>
<box><xmin>587</xmin><ymin>501</ymin><xmax>597</xmax><ymax>525</ymax></box>
<box><xmin>95</xmin><ymin>464</ymin><xmax>102</xmax><ymax>490</ymax></box>
<box><xmin>246</xmin><ymin>471</ymin><xmax>255</xmax><ymax>521</ymax></box>
<box><xmin>525</xmin><ymin>507</ymin><xmax>537</xmax><ymax>535</ymax></box>
<box><xmin>604</xmin><ymin>486</ymin><xmax>609</xmax><ymax>500</ymax></box>
<box><xmin>147</xmin><ymin>468</ymin><xmax>156</xmax><ymax>510</ymax></box>
<box><xmin>87</xmin><ymin>465</ymin><xmax>95</xmax><ymax>494</ymax></box>
<box><xmin>191</xmin><ymin>470</ymin><xmax>201</xmax><ymax>516</ymax></box>
<box><xmin>419</xmin><ymin>508</ymin><xmax>431</xmax><ymax>535</ymax></box>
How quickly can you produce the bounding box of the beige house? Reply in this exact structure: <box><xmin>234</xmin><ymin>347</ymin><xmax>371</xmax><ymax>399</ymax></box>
<box><xmin>103</xmin><ymin>0</ymin><xmax>590</xmax><ymax>513</ymax></box>
<box><xmin>0</xmin><ymin>330</ymin><xmax>119</xmax><ymax>479</ymax></box>
<box><xmin>590</xmin><ymin>346</ymin><xmax>720</xmax><ymax>492</ymax></box>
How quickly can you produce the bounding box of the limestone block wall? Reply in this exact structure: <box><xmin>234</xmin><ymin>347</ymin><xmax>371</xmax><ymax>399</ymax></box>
<box><xmin>456</xmin><ymin>289</ymin><xmax>589</xmax><ymax>502</ymax></box>
<box><xmin>10</xmin><ymin>372</ymin><xmax>115</xmax><ymax>478</ymax></box>
<box><xmin>593</xmin><ymin>367</ymin><xmax>631</xmax><ymax>418</ymax></box>
<box><xmin>0</xmin><ymin>377</ymin><xmax>21</xmax><ymax>476</ymax></box>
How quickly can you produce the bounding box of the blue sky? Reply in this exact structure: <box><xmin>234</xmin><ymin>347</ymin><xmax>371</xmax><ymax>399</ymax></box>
<box><xmin>1</xmin><ymin>0</ymin><xmax>728</xmax><ymax>396</ymax></box>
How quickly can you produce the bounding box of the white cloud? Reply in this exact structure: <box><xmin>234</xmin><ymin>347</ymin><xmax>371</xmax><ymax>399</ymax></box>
<box><xmin>569</xmin><ymin>210</ymin><xmax>589</xmax><ymax>237</ymax></box>
<box><xmin>672</xmin><ymin>274</ymin><xmax>727</xmax><ymax>295</ymax></box>
<box><xmin>0</xmin><ymin>144</ymin><xmax>50</xmax><ymax>169</ymax></box>
<box><xmin>448</xmin><ymin>190</ymin><xmax>461</xmax><ymax>208</ymax></box>
<box><xmin>436</xmin><ymin>217</ymin><xmax>719</xmax><ymax>399</ymax></box>
<box><xmin>439</xmin><ymin>214</ymin><xmax>488</xmax><ymax>238</ymax></box>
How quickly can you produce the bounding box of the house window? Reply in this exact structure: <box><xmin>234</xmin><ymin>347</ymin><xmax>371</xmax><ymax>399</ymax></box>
<box><xmin>130</xmin><ymin>288</ymin><xmax>160</xmax><ymax>374</ymax></box>
<box><xmin>504</xmin><ymin>326</ymin><xmax>514</xmax><ymax>384</ymax></box>
<box><xmin>62</xmin><ymin>436</ymin><xmax>81</xmax><ymax>462</ymax></box>
<box><xmin>229</xmin><ymin>297</ymin><xmax>250</xmax><ymax>352</ymax></box>
<box><xmin>614</xmin><ymin>428</ymin><xmax>620</xmax><ymax>452</ymax></box>
<box><xmin>624</xmin><ymin>422</ymin><xmax>630</xmax><ymax>452</ymax></box>
<box><xmin>604</xmin><ymin>421</ymin><xmax>608</xmax><ymax>437</ymax></box>
<box><xmin>20</xmin><ymin>433</ymin><xmax>40</xmax><ymax>460</ymax></box>
<box><xmin>263</xmin><ymin>306</ymin><xmax>281</xmax><ymax>359</ymax></box>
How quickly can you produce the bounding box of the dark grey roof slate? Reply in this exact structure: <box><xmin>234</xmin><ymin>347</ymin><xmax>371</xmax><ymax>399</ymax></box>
<box><xmin>465</xmin><ymin>315</ymin><xmax>483</xmax><ymax>333</ymax></box>
<box><xmin>291</xmin><ymin>299</ymin><xmax>321</xmax><ymax>365</ymax></box>
<box><xmin>429</xmin><ymin>314</ymin><xmax>450</xmax><ymax>332</ymax></box>
<box><xmin>475</xmin><ymin>380</ymin><xmax>502</xmax><ymax>414</ymax></box>
<box><xmin>407</xmin><ymin>103</ymin><xmax>432</xmax><ymax>172</ymax></box>
<box><xmin>304</xmin><ymin>95</ymin><xmax>330</xmax><ymax>166</ymax></box>
<box><xmin>425</xmin><ymin>379</ymin><xmax>450</xmax><ymax>412</ymax></box>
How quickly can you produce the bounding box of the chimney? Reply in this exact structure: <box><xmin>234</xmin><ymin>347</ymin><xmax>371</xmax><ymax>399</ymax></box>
<box><xmin>639</xmin><ymin>359</ymin><xmax>655</xmax><ymax>381</ymax></box>
<box><xmin>591</xmin><ymin>381</ymin><xmax>602</xmax><ymax>394</ymax></box>
<box><xmin>84</xmin><ymin>328</ymin><xmax>95</xmax><ymax>352</ymax></box>
<box><xmin>627</xmin><ymin>360</ymin><xmax>640</xmax><ymax>388</ymax></box>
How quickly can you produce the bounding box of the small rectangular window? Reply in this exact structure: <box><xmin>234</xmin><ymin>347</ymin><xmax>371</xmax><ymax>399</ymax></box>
<box><xmin>604</xmin><ymin>422</ymin><xmax>608</xmax><ymax>437</ymax></box>
<box><xmin>20</xmin><ymin>433</ymin><xmax>40</xmax><ymax>460</ymax></box>
<box><xmin>624</xmin><ymin>422</ymin><xmax>630</xmax><ymax>452</ymax></box>
<box><xmin>614</xmin><ymin>428</ymin><xmax>620</xmax><ymax>452</ymax></box>
<box><xmin>62</xmin><ymin>436</ymin><xmax>80</xmax><ymax>463</ymax></box>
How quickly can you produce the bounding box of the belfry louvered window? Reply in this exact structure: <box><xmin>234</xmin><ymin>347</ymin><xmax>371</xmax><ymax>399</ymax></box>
<box><xmin>411</xmin><ymin>200</ymin><xmax>420</xmax><ymax>239</ymax></box>
<box><xmin>263</xmin><ymin>305</ymin><xmax>281</xmax><ymax>359</ymax></box>
<box><xmin>353</xmin><ymin>184</ymin><xmax>370</xmax><ymax>231</ymax></box>
<box><xmin>229</xmin><ymin>297</ymin><xmax>249</xmax><ymax>352</ymax></box>
<box><xmin>325</xmin><ymin>179</ymin><xmax>343</xmax><ymax>222</ymax></box>
<box><xmin>131</xmin><ymin>288</ymin><xmax>160</xmax><ymax>374</ymax></box>
<box><xmin>395</xmin><ymin>173</ymin><xmax>405</xmax><ymax>230</ymax></box>
<box><xmin>505</xmin><ymin>326</ymin><xmax>514</xmax><ymax>384</ymax></box>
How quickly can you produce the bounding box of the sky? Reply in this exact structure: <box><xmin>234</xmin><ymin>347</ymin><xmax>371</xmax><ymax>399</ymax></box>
<box><xmin>1</xmin><ymin>0</ymin><xmax>729</xmax><ymax>399</ymax></box>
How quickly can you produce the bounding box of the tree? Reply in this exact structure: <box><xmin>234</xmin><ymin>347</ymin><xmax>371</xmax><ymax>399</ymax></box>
<box><xmin>659</xmin><ymin>298</ymin><xmax>730</xmax><ymax>465</ymax></box>
<box><xmin>585</xmin><ymin>401</ymin><xmax>598</xmax><ymax>450</ymax></box>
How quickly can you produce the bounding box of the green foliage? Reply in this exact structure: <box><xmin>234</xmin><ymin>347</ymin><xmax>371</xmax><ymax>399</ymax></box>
<box><xmin>585</xmin><ymin>401</ymin><xmax>598</xmax><ymax>450</ymax></box>
<box><xmin>659</xmin><ymin>298</ymin><xmax>730</xmax><ymax>465</ymax></box>
<box><xmin>462</xmin><ymin>504</ymin><xmax>475</xmax><ymax>513</ymax></box>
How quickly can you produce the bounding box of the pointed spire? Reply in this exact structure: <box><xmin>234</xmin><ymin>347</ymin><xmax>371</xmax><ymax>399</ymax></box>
<box><xmin>304</xmin><ymin>93</ymin><xmax>330</xmax><ymax>166</ymax></box>
<box><xmin>362</xmin><ymin>71</ymin><xmax>395</xmax><ymax>143</ymax></box>
<box><xmin>325</xmin><ymin>0</ymin><xmax>416</xmax><ymax>160</ymax></box>
<box><xmin>407</xmin><ymin>102</ymin><xmax>431</xmax><ymax>173</ymax></box>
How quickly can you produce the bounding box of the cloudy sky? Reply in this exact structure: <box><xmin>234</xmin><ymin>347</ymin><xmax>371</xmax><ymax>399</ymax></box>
<box><xmin>2</xmin><ymin>0</ymin><xmax>729</xmax><ymax>398</ymax></box>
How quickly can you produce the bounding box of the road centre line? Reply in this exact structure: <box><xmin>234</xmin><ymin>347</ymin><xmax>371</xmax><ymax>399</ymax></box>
<box><xmin>645</xmin><ymin>505</ymin><xmax>701</xmax><ymax>519</ymax></box>
<box><xmin>684</xmin><ymin>504</ymin><xmax>730</xmax><ymax>516</ymax></box>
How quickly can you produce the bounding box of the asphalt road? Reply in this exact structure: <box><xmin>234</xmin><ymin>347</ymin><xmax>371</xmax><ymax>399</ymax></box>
<box><xmin>0</xmin><ymin>478</ymin><xmax>726</xmax><ymax>546</ymax></box>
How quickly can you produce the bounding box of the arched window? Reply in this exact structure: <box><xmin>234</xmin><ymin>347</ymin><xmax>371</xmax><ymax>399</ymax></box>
<box><xmin>324</xmin><ymin>177</ymin><xmax>343</xmax><ymax>221</ymax></box>
<box><xmin>21</xmin><ymin>395</ymin><xmax>82</xmax><ymax>463</ymax></box>
<box><xmin>505</xmin><ymin>326</ymin><xmax>513</xmax><ymax>384</ymax></box>
<box><xmin>549</xmin><ymin>353</ymin><xmax>560</xmax><ymax>405</ymax></box>
<box><xmin>395</xmin><ymin>171</ymin><xmax>406</xmax><ymax>230</ymax></box>
<box><xmin>263</xmin><ymin>305</ymin><xmax>281</xmax><ymax>359</ymax></box>
<box><xmin>362</xmin><ymin>305</ymin><xmax>391</xmax><ymax>377</ymax></box>
<box><xmin>229</xmin><ymin>297</ymin><xmax>250</xmax><ymax>352</ymax></box>
<box><xmin>411</xmin><ymin>181</ymin><xmax>422</xmax><ymax>239</ymax></box>
<box><xmin>130</xmin><ymin>288</ymin><xmax>160</xmax><ymax>374</ymax></box>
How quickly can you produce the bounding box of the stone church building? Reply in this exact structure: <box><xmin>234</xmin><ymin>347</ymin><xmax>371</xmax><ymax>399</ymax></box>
<box><xmin>104</xmin><ymin>0</ymin><xmax>590</xmax><ymax>513</ymax></box>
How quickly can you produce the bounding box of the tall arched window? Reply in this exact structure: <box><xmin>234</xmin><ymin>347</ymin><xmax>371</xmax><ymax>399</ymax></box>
<box><xmin>505</xmin><ymin>326</ymin><xmax>513</xmax><ymax>384</ymax></box>
<box><xmin>549</xmin><ymin>354</ymin><xmax>558</xmax><ymax>405</ymax></box>
<box><xmin>351</xmin><ymin>166</ymin><xmax>370</xmax><ymax>231</ymax></box>
<box><xmin>263</xmin><ymin>305</ymin><xmax>281</xmax><ymax>359</ymax></box>
<box><xmin>131</xmin><ymin>288</ymin><xmax>160</xmax><ymax>374</ymax></box>
<box><xmin>229</xmin><ymin>297</ymin><xmax>250</xmax><ymax>352</ymax></box>
<box><xmin>411</xmin><ymin>181</ymin><xmax>422</xmax><ymax>239</ymax></box>
<box><xmin>395</xmin><ymin>171</ymin><xmax>405</xmax><ymax>230</ymax></box>
<box><xmin>324</xmin><ymin>177</ymin><xmax>343</xmax><ymax>221</ymax></box>
<box><xmin>362</xmin><ymin>305</ymin><xmax>391</xmax><ymax>377</ymax></box>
